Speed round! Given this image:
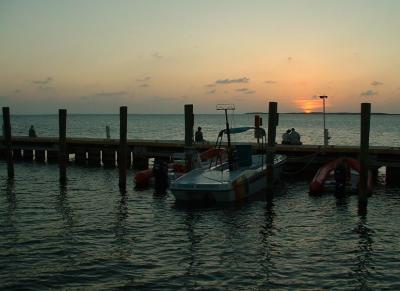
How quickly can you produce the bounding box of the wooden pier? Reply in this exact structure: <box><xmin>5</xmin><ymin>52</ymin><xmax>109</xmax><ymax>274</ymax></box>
<box><xmin>1</xmin><ymin>136</ymin><xmax>400</xmax><ymax>179</ymax></box>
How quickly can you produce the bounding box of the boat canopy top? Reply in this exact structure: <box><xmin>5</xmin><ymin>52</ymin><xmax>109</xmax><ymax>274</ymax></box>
<box><xmin>218</xmin><ymin>126</ymin><xmax>266</xmax><ymax>137</ymax></box>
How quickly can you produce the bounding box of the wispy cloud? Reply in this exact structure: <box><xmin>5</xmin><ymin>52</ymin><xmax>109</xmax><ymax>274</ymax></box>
<box><xmin>32</xmin><ymin>77</ymin><xmax>53</xmax><ymax>89</ymax></box>
<box><xmin>360</xmin><ymin>90</ymin><xmax>378</xmax><ymax>97</ymax></box>
<box><xmin>32</xmin><ymin>77</ymin><xmax>53</xmax><ymax>85</ymax></box>
<box><xmin>287</xmin><ymin>56</ymin><xmax>293</xmax><ymax>62</ymax></box>
<box><xmin>235</xmin><ymin>88</ymin><xmax>255</xmax><ymax>94</ymax></box>
<box><xmin>206</xmin><ymin>89</ymin><xmax>216</xmax><ymax>94</ymax></box>
<box><xmin>151</xmin><ymin>53</ymin><xmax>163</xmax><ymax>59</ymax></box>
<box><xmin>136</xmin><ymin>76</ymin><xmax>151</xmax><ymax>82</ymax></box>
<box><xmin>138</xmin><ymin>83</ymin><xmax>149</xmax><ymax>88</ymax></box>
<box><xmin>371</xmin><ymin>81</ymin><xmax>383</xmax><ymax>86</ymax></box>
<box><xmin>215</xmin><ymin>77</ymin><xmax>249</xmax><ymax>84</ymax></box>
<box><xmin>265</xmin><ymin>80</ymin><xmax>277</xmax><ymax>84</ymax></box>
<box><xmin>205</xmin><ymin>84</ymin><xmax>216</xmax><ymax>88</ymax></box>
<box><xmin>80</xmin><ymin>91</ymin><xmax>128</xmax><ymax>100</ymax></box>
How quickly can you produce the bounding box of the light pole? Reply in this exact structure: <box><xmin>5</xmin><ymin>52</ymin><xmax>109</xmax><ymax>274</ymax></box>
<box><xmin>320</xmin><ymin>95</ymin><xmax>328</xmax><ymax>147</ymax></box>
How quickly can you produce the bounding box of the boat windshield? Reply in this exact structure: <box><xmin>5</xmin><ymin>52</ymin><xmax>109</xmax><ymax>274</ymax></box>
<box><xmin>219</xmin><ymin>126</ymin><xmax>266</xmax><ymax>136</ymax></box>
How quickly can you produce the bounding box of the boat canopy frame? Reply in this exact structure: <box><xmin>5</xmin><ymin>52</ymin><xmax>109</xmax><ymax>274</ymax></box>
<box><xmin>210</xmin><ymin>126</ymin><xmax>267</xmax><ymax>170</ymax></box>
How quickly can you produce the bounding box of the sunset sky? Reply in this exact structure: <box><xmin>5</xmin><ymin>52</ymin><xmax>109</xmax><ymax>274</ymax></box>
<box><xmin>1</xmin><ymin>0</ymin><xmax>399</xmax><ymax>114</ymax></box>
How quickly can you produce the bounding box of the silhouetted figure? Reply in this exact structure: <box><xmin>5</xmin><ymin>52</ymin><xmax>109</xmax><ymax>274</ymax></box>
<box><xmin>153</xmin><ymin>159</ymin><xmax>169</xmax><ymax>195</ymax></box>
<box><xmin>282</xmin><ymin>129</ymin><xmax>291</xmax><ymax>144</ymax></box>
<box><xmin>29</xmin><ymin>125</ymin><xmax>37</xmax><ymax>138</ymax></box>
<box><xmin>289</xmin><ymin>128</ymin><xmax>302</xmax><ymax>145</ymax></box>
<box><xmin>195</xmin><ymin>126</ymin><xmax>204</xmax><ymax>143</ymax></box>
<box><xmin>106</xmin><ymin>125</ymin><xmax>110</xmax><ymax>139</ymax></box>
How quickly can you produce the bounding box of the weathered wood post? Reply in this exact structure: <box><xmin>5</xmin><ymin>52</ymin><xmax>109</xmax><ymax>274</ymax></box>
<box><xmin>59</xmin><ymin>109</ymin><xmax>67</xmax><ymax>184</ymax></box>
<box><xmin>119</xmin><ymin>106</ymin><xmax>128</xmax><ymax>191</ymax></box>
<box><xmin>359</xmin><ymin>103</ymin><xmax>371</xmax><ymax>211</ymax></box>
<box><xmin>266</xmin><ymin>102</ymin><xmax>278</xmax><ymax>202</ymax></box>
<box><xmin>2</xmin><ymin>107</ymin><xmax>14</xmax><ymax>178</ymax></box>
<box><xmin>184</xmin><ymin>104</ymin><xmax>194</xmax><ymax>171</ymax></box>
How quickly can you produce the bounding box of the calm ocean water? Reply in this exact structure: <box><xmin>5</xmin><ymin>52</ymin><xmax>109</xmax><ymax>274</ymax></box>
<box><xmin>2</xmin><ymin>113</ymin><xmax>400</xmax><ymax>146</ymax></box>
<box><xmin>1</xmin><ymin>114</ymin><xmax>400</xmax><ymax>289</ymax></box>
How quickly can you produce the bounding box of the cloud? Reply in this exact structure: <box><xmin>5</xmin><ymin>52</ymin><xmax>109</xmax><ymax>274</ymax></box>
<box><xmin>287</xmin><ymin>57</ymin><xmax>293</xmax><ymax>62</ymax></box>
<box><xmin>360</xmin><ymin>90</ymin><xmax>378</xmax><ymax>97</ymax></box>
<box><xmin>205</xmin><ymin>84</ymin><xmax>216</xmax><ymax>88</ymax></box>
<box><xmin>265</xmin><ymin>80</ymin><xmax>277</xmax><ymax>84</ymax></box>
<box><xmin>235</xmin><ymin>88</ymin><xmax>255</xmax><ymax>94</ymax></box>
<box><xmin>371</xmin><ymin>81</ymin><xmax>383</xmax><ymax>86</ymax></box>
<box><xmin>136</xmin><ymin>76</ymin><xmax>151</xmax><ymax>82</ymax></box>
<box><xmin>14</xmin><ymin>89</ymin><xmax>21</xmax><ymax>94</ymax></box>
<box><xmin>151</xmin><ymin>53</ymin><xmax>163</xmax><ymax>59</ymax></box>
<box><xmin>80</xmin><ymin>91</ymin><xmax>128</xmax><ymax>100</ymax></box>
<box><xmin>206</xmin><ymin>89</ymin><xmax>216</xmax><ymax>94</ymax></box>
<box><xmin>310</xmin><ymin>95</ymin><xmax>319</xmax><ymax>100</ymax></box>
<box><xmin>215</xmin><ymin>77</ymin><xmax>249</xmax><ymax>84</ymax></box>
<box><xmin>138</xmin><ymin>83</ymin><xmax>149</xmax><ymax>88</ymax></box>
<box><xmin>32</xmin><ymin>77</ymin><xmax>53</xmax><ymax>85</ymax></box>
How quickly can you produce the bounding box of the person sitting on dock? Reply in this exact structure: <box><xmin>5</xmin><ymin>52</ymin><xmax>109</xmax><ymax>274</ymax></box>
<box><xmin>195</xmin><ymin>126</ymin><xmax>205</xmax><ymax>143</ymax></box>
<box><xmin>282</xmin><ymin>129</ymin><xmax>291</xmax><ymax>144</ymax></box>
<box><xmin>289</xmin><ymin>128</ymin><xmax>302</xmax><ymax>145</ymax></box>
<box><xmin>29</xmin><ymin>125</ymin><xmax>37</xmax><ymax>138</ymax></box>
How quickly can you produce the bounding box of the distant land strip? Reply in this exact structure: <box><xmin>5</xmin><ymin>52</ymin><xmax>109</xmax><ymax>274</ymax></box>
<box><xmin>245</xmin><ymin>112</ymin><xmax>400</xmax><ymax>115</ymax></box>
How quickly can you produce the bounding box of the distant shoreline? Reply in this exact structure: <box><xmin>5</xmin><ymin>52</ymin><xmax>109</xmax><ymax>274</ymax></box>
<box><xmin>245</xmin><ymin>112</ymin><xmax>400</xmax><ymax>115</ymax></box>
<box><xmin>2</xmin><ymin>112</ymin><xmax>400</xmax><ymax>116</ymax></box>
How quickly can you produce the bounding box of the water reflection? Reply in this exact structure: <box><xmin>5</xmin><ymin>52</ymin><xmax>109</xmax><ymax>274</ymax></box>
<box><xmin>55</xmin><ymin>185</ymin><xmax>74</xmax><ymax>230</ymax></box>
<box><xmin>183</xmin><ymin>211</ymin><xmax>201</xmax><ymax>289</ymax></box>
<box><xmin>259</xmin><ymin>203</ymin><xmax>276</xmax><ymax>287</ymax></box>
<box><xmin>353</xmin><ymin>213</ymin><xmax>374</xmax><ymax>290</ymax></box>
<box><xmin>4</xmin><ymin>179</ymin><xmax>17</xmax><ymax>229</ymax></box>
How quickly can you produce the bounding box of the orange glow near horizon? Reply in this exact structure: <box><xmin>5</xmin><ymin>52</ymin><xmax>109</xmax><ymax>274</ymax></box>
<box><xmin>296</xmin><ymin>99</ymin><xmax>321</xmax><ymax>113</ymax></box>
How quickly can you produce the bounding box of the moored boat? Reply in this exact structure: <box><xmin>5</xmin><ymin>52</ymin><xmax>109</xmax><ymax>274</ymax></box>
<box><xmin>170</xmin><ymin>104</ymin><xmax>287</xmax><ymax>203</ymax></box>
<box><xmin>309</xmin><ymin>157</ymin><xmax>373</xmax><ymax>195</ymax></box>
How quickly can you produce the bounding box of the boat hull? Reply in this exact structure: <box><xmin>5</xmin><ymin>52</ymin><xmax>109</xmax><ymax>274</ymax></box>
<box><xmin>171</xmin><ymin>155</ymin><xmax>286</xmax><ymax>203</ymax></box>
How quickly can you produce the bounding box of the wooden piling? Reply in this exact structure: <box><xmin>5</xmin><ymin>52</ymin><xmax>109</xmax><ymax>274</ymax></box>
<box><xmin>386</xmin><ymin>167</ymin><xmax>400</xmax><ymax>185</ymax></box>
<box><xmin>35</xmin><ymin>150</ymin><xmax>46</xmax><ymax>162</ymax></box>
<box><xmin>23</xmin><ymin>149</ymin><xmax>34</xmax><ymax>161</ymax></box>
<box><xmin>87</xmin><ymin>148</ymin><xmax>101</xmax><ymax>166</ymax></box>
<box><xmin>102</xmin><ymin>148</ymin><xmax>116</xmax><ymax>168</ymax></box>
<box><xmin>132</xmin><ymin>156</ymin><xmax>149</xmax><ymax>170</ymax></box>
<box><xmin>119</xmin><ymin>106</ymin><xmax>128</xmax><ymax>191</ymax></box>
<box><xmin>184</xmin><ymin>104</ymin><xmax>194</xmax><ymax>171</ymax></box>
<box><xmin>266</xmin><ymin>102</ymin><xmax>278</xmax><ymax>202</ymax></box>
<box><xmin>59</xmin><ymin>109</ymin><xmax>67</xmax><ymax>184</ymax></box>
<box><xmin>2</xmin><ymin>107</ymin><xmax>14</xmax><ymax>178</ymax></box>
<box><xmin>359</xmin><ymin>103</ymin><xmax>371</xmax><ymax>209</ymax></box>
<box><xmin>74</xmin><ymin>148</ymin><xmax>87</xmax><ymax>165</ymax></box>
<box><xmin>13</xmin><ymin>149</ymin><xmax>22</xmax><ymax>160</ymax></box>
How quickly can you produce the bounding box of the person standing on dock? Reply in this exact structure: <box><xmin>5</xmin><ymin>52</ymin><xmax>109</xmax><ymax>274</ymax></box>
<box><xmin>106</xmin><ymin>125</ymin><xmax>111</xmax><ymax>140</ymax></box>
<box><xmin>195</xmin><ymin>126</ymin><xmax>205</xmax><ymax>143</ymax></box>
<box><xmin>29</xmin><ymin>125</ymin><xmax>37</xmax><ymax>137</ymax></box>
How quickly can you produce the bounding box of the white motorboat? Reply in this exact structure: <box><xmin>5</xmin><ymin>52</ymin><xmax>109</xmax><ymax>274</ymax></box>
<box><xmin>170</xmin><ymin>104</ymin><xmax>287</xmax><ymax>202</ymax></box>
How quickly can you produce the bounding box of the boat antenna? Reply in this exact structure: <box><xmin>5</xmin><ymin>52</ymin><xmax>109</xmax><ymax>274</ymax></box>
<box><xmin>216</xmin><ymin>104</ymin><xmax>235</xmax><ymax>170</ymax></box>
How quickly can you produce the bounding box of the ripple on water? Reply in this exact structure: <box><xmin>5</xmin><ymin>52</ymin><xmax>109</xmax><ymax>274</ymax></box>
<box><xmin>1</xmin><ymin>162</ymin><xmax>400</xmax><ymax>289</ymax></box>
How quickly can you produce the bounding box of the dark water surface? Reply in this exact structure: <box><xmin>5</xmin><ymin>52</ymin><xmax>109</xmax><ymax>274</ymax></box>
<box><xmin>1</xmin><ymin>162</ymin><xmax>399</xmax><ymax>289</ymax></box>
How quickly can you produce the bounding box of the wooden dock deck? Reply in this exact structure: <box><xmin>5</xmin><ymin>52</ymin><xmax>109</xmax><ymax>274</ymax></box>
<box><xmin>1</xmin><ymin>136</ymin><xmax>400</xmax><ymax>170</ymax></box>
